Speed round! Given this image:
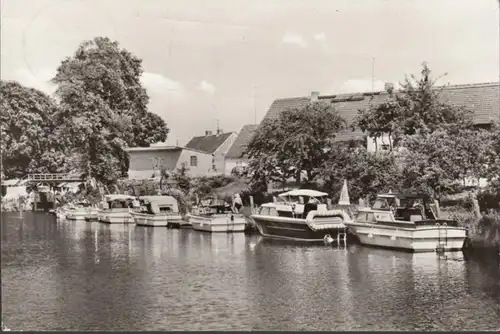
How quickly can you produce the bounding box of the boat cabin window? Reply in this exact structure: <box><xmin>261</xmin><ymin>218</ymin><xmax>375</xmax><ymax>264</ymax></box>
<box><xmin>372</xmin><ymin>197</ymin><xmax>397</xmax><ymax>209</ymax></box>
<box><xmin>356</xmin><ymin>212</ymin><xmax>376</xmax><ymax>223</ymax></box>
<box><xmin>374</xmin><ymin>212</ymin><xmax>391</xmax><ymax>221</ymax></box>
<box><xmin>259</xmin><ymin>207</ymin><xmax>270</xmax><ymax>215</ymax></box>
<box><xmin>158</xmin><ymin>205</ymin><xmax>173</xmax><ymax>213</ymax></box>
<box><xmin>109</xmin><ymin>200</ymin><xmax>128</xmax><ymax>209</ymax></box>
<box><xmin>356</xmin><ymin>212</ymin><xmax>367</xmax><ymax>222</ymax></box>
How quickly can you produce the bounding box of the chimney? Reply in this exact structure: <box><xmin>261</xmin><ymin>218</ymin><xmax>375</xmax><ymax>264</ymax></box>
<box><xmin>384</xmin><ymin>82</ymin><xmax>394</xmax><ymax>93</ymax></box>
<box><xmin>205</xmin><ymin>130</ymin><xmax>213</xmax><ymax>136</ymax></box>
<box><xmin>310</xmin><ymin>91</ymin><xmax>320</xmax><ymax>102</ymax></box>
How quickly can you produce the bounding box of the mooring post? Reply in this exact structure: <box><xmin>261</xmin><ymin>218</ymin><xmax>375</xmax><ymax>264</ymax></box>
<box><xmin>472</xmin><ymin>198</ymin><xmax>481</xmax><ymax>219</ymax></box>
<box><xmin>327</xmin><ymin>198</ymin><xmax>332</xmax><ymax>210</ymax></box>
<box><xmin>250</xmin><ymin>196</ymin><xmax>255</xmax><ymax>213</ymax></box>
<box><xmin>434</xmin><ymin>200</ymin><xmax>441</xmax><ymax>218</ymax></box>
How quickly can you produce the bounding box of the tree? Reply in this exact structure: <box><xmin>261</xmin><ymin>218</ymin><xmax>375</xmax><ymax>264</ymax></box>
<box><xmin>171</xmin><ymin>164</ymin><xmax>191</xmax><ymax>195</ymax></box>
<box><xmin>321</xmin><ymin>142</ymin><xmax>401</xmax><ymax>202</ymax></box>
<box><xmin>52</xmin><ymin>37</ymin><xmax>169</xmax><ymax>185</ymax></box>
<box><xmin>245</xmin><ymin>101</ymin><xmax>346</xmax><ymax>187</ymax></box>
<box><xmin>0</xmin><ymin>81</ymin><xmax>70</xmax><ymax>178</ymax></box>
<box><xmin>354</xmin><ymin>63</ymin><xmax>474</xmax><ymax>150</ymax></box>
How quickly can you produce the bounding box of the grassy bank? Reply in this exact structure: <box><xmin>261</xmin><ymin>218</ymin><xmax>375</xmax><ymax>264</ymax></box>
<box><xmin>441</xmin><ymin>207</ymin><xmax>500</xmax><ymax>252</ymax></box>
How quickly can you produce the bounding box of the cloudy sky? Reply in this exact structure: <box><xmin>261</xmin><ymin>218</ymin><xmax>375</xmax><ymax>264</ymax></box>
<box><xmin>1</xmin><ymin>0</ymin><xmax>499</xmax><ymax>146</ymax></box>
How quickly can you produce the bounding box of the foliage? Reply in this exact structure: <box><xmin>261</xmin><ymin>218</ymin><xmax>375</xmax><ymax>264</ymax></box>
<box><xmin>354</xmin><ymin>63</ymin><xmax>475</xmax><ymax>150</ymax></box>
<box><xmin>245</xmin><ymin>101</ymin><xmax>346</xmax><ymax>188</ymax></box>
<box><xmin>171</xmin><ymin>165</ymin><xmax>191</xmax><ymax>195</ymax></box>
<box><xmin>321</xmin><ymin>143</ymin><xmax>401</xmax><ymax>202</ymax></box>
<box><xmin>52</xmin><ymin>37</ymin><xmax>169</xmax><ymax>185</ymax></box>
<box><xmin>353</xmin><ymin>63</ymin><xmax>496</xmax><ymax>200</ymax></box>
<box><xmin>399</xmin><ymin>127</ymin><xmax>493</xmax><ymax>199</ymax></box>
<box><xmin>191</xmin><ymin>175</ymin><xmax>235</xmax><ymax>197</ymax></box>
<box><xmin>0</xmin><ymin>81</ymin><xmax>70</xmax><ymax>178</ymax></box>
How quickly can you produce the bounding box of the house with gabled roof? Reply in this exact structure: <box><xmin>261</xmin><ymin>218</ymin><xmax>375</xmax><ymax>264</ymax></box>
<box><xmin>125</xmin><ymin>145</ymin><xmax>216</xmax><ymax>179</ymax></box>
<box><xmin>224</xmin><ymin>124</ymin><xmax>259</xmax><ymax>175</ymax></box>
<box><xmin>185</xmin><ymin>129</ymin><xmax>237</xmax><ymax>175</ymax></box>
<box><xmin>260</xmin><ymin>82</ymin><xmax>499</xmax><ymax>152</ymax></box>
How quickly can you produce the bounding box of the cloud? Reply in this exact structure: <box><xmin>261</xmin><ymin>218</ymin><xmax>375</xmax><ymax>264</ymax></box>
<box><xmin>281</xmin><ymin>32</ymin><xmax>308</xmax><ymax>48</ymax></box>
<box><xmin>140</xmin><ymin>72</ymin><xmax>185</xmax><ymax>98</ymax></box>
<box><xmin>197</xmin><ymin>80</ymin><xmax>216</xmax><ymax>95</ymax></box>
<box><xmin>313</xmin><ymin>32</ymin><xmax>328</xmax><ymax>48</ymax></box>
<box><xmin>5</xmin><ymin>68</ymin><xmax>58</xmax><ymax>95</ymax></box>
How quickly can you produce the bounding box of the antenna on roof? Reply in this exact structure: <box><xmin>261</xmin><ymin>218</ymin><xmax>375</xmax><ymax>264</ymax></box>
<box><xmin>216</xmin><ymin>119</ymin><xmax>220</xmax><ymax>135</ymax></box>
<box><xmin>372</xmin><ymin>56</ymin><xmax>375</xmax><ymax>93</ymax></box>
<box><xmin>253</xmin><ymin>84</ymin><xmax>257</xmax><ymax>124</ymax></box>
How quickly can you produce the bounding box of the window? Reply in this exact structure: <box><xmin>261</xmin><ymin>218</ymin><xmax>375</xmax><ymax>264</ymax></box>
<box><xmin>190</xmin><ymin>155</ymin><xmax>197</xmax><ymax>167</ymax></box>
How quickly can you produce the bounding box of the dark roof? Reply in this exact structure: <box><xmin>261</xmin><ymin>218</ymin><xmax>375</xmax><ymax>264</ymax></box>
<box><xmin>260</xmin><ymin>82</ymin><xmax>500</xmax><ymax>141</ymax></box>
<box><xmin>185</xmin><ymin>132</ymin><xmax>233</xmax><ymax>153</ymax></box>
<box><xmin>225</xmin><ymin>124</ymin><xmax>259</xmax><ymax>159</ymax></box>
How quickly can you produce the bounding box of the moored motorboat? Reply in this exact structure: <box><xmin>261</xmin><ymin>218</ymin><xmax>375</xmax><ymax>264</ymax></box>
<box><xmin>66</xmin><ymin>204</ymin><xmax>98</xmax><ymax>221</ymax></box>
<box><xmin>344</xmin><ymin>192</ymin><xmax>467</xmax><ymax>253</ymax></box>
<box><xmin>250</xmin><ymin>189</ymin><xmax>350</xmax><ymax>242</ymax></box>
<box><xmin>131</xmin><ymin>195</ymin><xmax>183</xmax><ymax>227</ymax></box>
<box><xmin>98</xmin><ymin>194</ymin><xmax>136</xmax><ymax>224</ymax></box>
<box><xmin>187</xmin><ymin>196</ymin><xmax>246</xmax><ymax>233</ymax></box>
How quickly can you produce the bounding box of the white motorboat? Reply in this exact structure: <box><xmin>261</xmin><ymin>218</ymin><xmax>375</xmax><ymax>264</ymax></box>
<box><xmin>131</xmin><ymin>195</ymin><xmax>183</xmax><ymax>227</ymax></box>
<box><xmin>250</xmin><ymin>188</ymin><xmax>350</xmax><ymax>242</ymax></box>
<box><xmin>66</xmin><ymin>203</ymin><xmax>98</xmax><ymax>221</ymax></box>
<box><xmin>98</xmin><ymin>194</ymin><xmax>136</xmax><ymax>224</ymax></box>
<box><xmin>344</xmin><ymin>192</ymin><xmax>467</xmax><ymax>253</ymax></box>
<box><xmin>187</xmin><ymin>196</ymin><xmax>246</xmax><ymax>233</ymax></box>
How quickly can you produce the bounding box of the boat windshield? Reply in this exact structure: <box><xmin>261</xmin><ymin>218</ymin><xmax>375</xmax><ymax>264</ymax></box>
<box><xmin>372</xmin><ymin>196</ymin><xmax>398</xmax><ymax>209</ymax></box>
<box><xmin>278</xmin><ymin>195</ymin><xmax>325</xmax><ymax>205</ymax></box>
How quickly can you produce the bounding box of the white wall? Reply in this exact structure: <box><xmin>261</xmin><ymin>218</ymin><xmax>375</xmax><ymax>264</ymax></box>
<box><xmin>224</xmin><ymin>159</ymin><xmax>250</xmax><ymax>176</ymax></box>
<box><xmin>213</xmin><ymin>133</ymin><xmax>237</xmax><ymax>174</ymax></box>
<box><xmin>366</xmin><ymin>134</ymin><xmax>393</xmax><ymax>152</ymax></box>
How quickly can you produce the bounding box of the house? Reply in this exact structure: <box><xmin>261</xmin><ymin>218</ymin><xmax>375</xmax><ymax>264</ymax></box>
<box><xmin>259</xmin><ymin>82</ymin><xmax>499</xmax><ymax>189</ymax></box>
<box><xmin>260</xmin><ymin>82</ymin><xmax>500</xmax><ymax>152</ymax></box>
<box><xmin>185</xmin><ymin>130</ymin><xmax>237</xmax><ymax>175</ymax></box>
<box><xmin>224</xmin><ymin>124</ymin><xmax>259</xmax><ymax>175</ymax></box>
<box><xmin>125</xmin><ymin>146</ymin><xmax>216</xmax><ymax>179</ymax></box>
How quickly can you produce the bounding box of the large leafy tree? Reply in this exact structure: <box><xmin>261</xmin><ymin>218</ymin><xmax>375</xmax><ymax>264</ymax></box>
<box><xmin>321</xmin><ymin>143</ymin><xmax>402</xmax><ymax>202</ymax></box>
<box><xmin>355</xmin><ymin>63</ymin><xmax>474</xmax><ymax>150</ymax></box>
<box><xmin>52</xmin><ymin>37</ymin><xmax>169</xmax><ymax>184</ymax></box>
<box><xmin>355</xmin><ymin>63</ymin><xmax>495</xmax><ymax>199</ymax></box>
<box><xmin>245</xmin><ymin>101</ymin><xmax>346</xmax><ymax>188</ymax></box>
<box><xmin>0</xmin><ymin>81</ymin><xmax>70</xmax><ymax>178</ymax></box>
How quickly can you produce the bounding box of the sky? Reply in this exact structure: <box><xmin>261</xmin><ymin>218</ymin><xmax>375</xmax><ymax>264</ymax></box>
<box><xmin>1</xmin><ymin>0</ymin><xmax>499</xmax><ymax>146</ymax></box>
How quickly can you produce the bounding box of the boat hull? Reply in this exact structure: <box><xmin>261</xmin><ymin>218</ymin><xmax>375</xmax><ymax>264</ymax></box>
<box><xmin>66</xmin><ymin>209</ymin><xmax>98</xmax><ymax>221</ymax></box>
<box><xmin>345</xmin><ymin>222</ymin><xmax>467</xmax><ymax>252</ymax></box>
<box><xmin>251</xmin><ymin>215</ymin><xmax>346</xmax><ymax>242</ymax></box>
<box><xmin>131</xmin><ymin>212</ymin><xmax>183</xmax><ymax>227</ymax></box>
<box><xmin>98</xmin><ymin>209</ymin><xmax>134</xmax><ymax>224</ymax></box>
<box><xmin>187</xmin><ymin>213</ymin><xmax>246</xmax><ymax>233</ymax></box>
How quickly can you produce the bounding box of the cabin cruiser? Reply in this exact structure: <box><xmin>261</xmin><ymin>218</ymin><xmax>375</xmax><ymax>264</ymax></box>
<box><xmin>131</xmin><ymin>195</ymin><xmax>183</xmax><ymax>227</ymax></box>
<box><xmin>66</xmin><ymin>202</ymin><xmax>98</xmax><ymax>221</ymax></box>
<box><xmin>187</xmin><ymin>196</ymin><xmax>246</xmax><ymax>233</ymax></box>
<box><xmin>344</xmin><ymin>192</ymin><xmax>467</xmax><ymax>252</ymax></box>
<box><xmin>98</xmin><ymin>194</ymin><xmax>136</xmax><ymax>224</ymax></box>
<box><xmin>250</xmin><ymin>189</ymin><xmax>350</xmax><ymax>242</ymax></box>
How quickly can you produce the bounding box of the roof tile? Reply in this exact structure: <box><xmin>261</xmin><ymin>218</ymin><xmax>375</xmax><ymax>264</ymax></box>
<box><xmin>261</xmin><ymin>82</ymin><xmax>500</xmax><ymax>141</ymax></box>
<box><xmin>226</xmin><ymin>124</ymin><xmax>259</xmax><ymax>159</ymax></box>
<box><xmin>185</xmin><ymin>132</ymin><xmax>233</xmax><ymax>153</ymax></box>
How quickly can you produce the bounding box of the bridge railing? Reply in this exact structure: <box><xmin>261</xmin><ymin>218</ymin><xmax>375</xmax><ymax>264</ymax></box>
<box><xmin>25</xmin><ymin>174</ymin><xmax>83</xmax><ymax>182</ymax></box>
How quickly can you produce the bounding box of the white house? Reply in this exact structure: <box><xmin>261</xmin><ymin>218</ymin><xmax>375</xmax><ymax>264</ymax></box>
<box><xmin>224</xmin><ymin>124</ymin><xmax>259</xmax><ymax>175</ymax></box>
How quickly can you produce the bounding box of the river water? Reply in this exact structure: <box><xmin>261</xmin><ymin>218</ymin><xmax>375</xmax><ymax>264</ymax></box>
<box><xmin>1</xmin><ymin>212</ymin><xmax>499</xmax><ymax>331</ymax></box>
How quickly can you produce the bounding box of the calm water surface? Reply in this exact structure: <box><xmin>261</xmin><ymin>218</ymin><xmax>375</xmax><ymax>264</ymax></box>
<box><xmin>1</xmin><ymin>212</ymin><xmax>499</xmax><ymax>331</ymax></box>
